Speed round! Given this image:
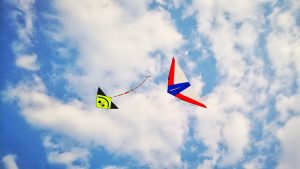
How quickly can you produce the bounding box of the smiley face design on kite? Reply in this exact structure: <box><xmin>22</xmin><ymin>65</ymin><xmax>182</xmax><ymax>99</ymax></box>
<box><xmin>96</xmin><ymin>88</ymin><xmax>118</xmax><ymax>109</ymax></box>
<box><xmin>96</xmin><ymin>95</ymin><xmax>111</xmax><ymax>109</ymax></box>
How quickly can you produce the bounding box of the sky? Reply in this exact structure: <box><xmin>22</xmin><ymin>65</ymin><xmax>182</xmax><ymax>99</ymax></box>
<box><xmin>0</xmin><ymin>0</ymin><xmax>300</xmax><ymax>169</ymax></box>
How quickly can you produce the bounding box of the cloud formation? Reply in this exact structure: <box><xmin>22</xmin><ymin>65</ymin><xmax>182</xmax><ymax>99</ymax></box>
<box><xmin>277</xmin><ymin>116</ymin><xmax>300</xmax><ymax>169</ymax></box>
<box><xmin>5</xmin><ymin>73</ymin><xmax>189</xmax><ymax>168</ymax></box>
<box><xmin>15</xmin><ymin>54</ymin><xmax>40</xmax><ymax>71</ymax></box>
<box><xmin>3</xmin><ymin>0</ymin><xmax>300</xmax><ymax>168</ymax></box>
<box><xmin>53</xmin><ymin>0</ymin><xmax>183</xmax><ymax>99</ymax></box>
<box><xmin>43</xmin><ymin>136</ymin><xmax>90</xmax><ymax>169</ymax></box>
<box><xmin>1</xmin><ymin>154</ymin><xmax>19</xmax><ymax>169</ymax></box>
<box><xmin>185</xmin><ymin>0</ymin><xmax>299</xmax><ymax>168</ymax></box>
<box><xmin>5</xmin><ymin>0</ymin><xmax>40</xmax><ymax>71</ymax></box>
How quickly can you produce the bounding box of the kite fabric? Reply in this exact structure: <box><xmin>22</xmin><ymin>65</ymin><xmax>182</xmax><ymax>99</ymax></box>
<box><xmin>112</xmin><ymin>75</ymin><xmax>151</xmax><ymax>98</ymax></box>
<box><xmin>167</xmin><ymin>57</ymin><xmax>207</xmax><ymax>108</ymax></box>
<box><xmin>96</xmin><ymin>87</ymin><xmax>118</xmax><ymax>109</ymax></box>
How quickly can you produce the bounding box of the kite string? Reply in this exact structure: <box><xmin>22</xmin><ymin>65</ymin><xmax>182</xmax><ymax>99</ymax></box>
<box><xmin>111</xmin><ymin>75</ymin><xmax>151</xmax><ymax>98</ymax></box>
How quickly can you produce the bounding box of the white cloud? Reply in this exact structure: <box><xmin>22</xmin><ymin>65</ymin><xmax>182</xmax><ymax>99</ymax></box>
<box><xmin>154</xmin><ymin>0</ymin><xmax>185</xmax><ymax>9</ymax></box>
<box><xmin>103</xmin><ymin>166</ymin><xmax>126</xmax><ymax>169</ymax></box>
<box><xmin>243</xmin><ymin>157</ymin><xmax>264</xmax><ymax>169</ymax></box>
<box><xmin>6</xmin><ymin>3</ymin><xmax>189</xmax><ymax>167</ymax></box>
<box><xmin>194</xmin><ymin>84</ymin><xmax>252</xmax><ymax>168</ymax></box>
<box><xmin>2</xmin><ymin>154</ymin><xmax>19</xmax><ymax>169</ymax></box>
<box><xmin>45</xmin><ymin>0</ymin><xmax>292</xmax><ymax>168</ymax></box>
<box><xmin>253</xmin><ymin>1</ymin><xmax>300</xmax><ymax>166</ymax></box>
<box><xmin>187</xmin><ymin>0</ymin><xmax>272</xmax><ymax>168</ymax></box>
<box><xmin>277</xmin><ymin>116</ymin><xmax>300</xmax><ymax>169</ymax></box>
<box><xmin>43</xmin><ymin>136</ymin><xmax>90</xmax><ymax>169</ymax></box>
<box><xmin>6</xmin><ymin>0</ymin><xmax>35</xmax><ymax>43</ymax></box>
<box><xmin>15</xmin><ymin>54</ymin><xmax>40</xmax><ymax>71</ymax></box>
<box><xmin>235</xmin><ymin>22</ymin><xmax>258</xmax><ymax>50</ymax></box>
<box><xmin>4</xmin><ymin>0</ymin><xmax>300</xmax><ymax>168</ymax></box>
<box><xmin>266</xmin><ymin>7</ymin><xmax>300</xmax><ymax>122</ymax></box>
<box><xmin>53</xmin><ymin>0</ymin><xmax>183</xmax><ymax>103</ymax></box>
<box><xmin>5</xmin><ymin>74</ymin><xmax>189</xmax><ymax>168</ymax></box>
<box><xmin>220</xmin><ymin>113</ymin><xmax>250</xmax><ymax>166</ymax></box>
<box><xmin>5</xmin><ymin>0</ymin><xmax>40</xmax><ymax>71</ymax></box>
<box><xmin>5</xmin><ymin>0</ymin><xmax>187</xmax><ymax>167</ymax></box>
<box><xmin>48</xmin><ymin>150</ymin><xmax>89</xmax><ymax>169</ymax></box>
<box><xmin>276</xmin><ymin>93</ymin><xmax>300</xmax><ymax>121</ymax></box>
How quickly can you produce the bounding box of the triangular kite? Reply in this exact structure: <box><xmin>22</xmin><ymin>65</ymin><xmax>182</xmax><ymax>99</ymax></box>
<box><xmin>167</xmin><ymin>57</ymin><xmax>207</xmax><ymax>108</ymax></box>
<box><xmin>96</xmin><ymin>87</ymin><xmax>118</xmax><ymax>109</ymax></box>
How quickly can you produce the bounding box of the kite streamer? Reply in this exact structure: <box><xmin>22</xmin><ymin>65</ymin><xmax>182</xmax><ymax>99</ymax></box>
<box><xmin>112</xmin><ymin>75</ymin><xmax>151</xmax><ymax>98</ymax></box>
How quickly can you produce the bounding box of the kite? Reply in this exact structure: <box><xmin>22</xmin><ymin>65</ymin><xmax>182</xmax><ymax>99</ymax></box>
<box><xmin>167</xmin><ymin>57</ymin><xmax>207</xmax><ymax>108</ymax></box>
<box><xmin>96</xmin><ymin>76</ymin><xmax>151</xmax><ymax>109</ymax></box>
<box><xmin>96</xmin><ymin>87</ymin><xmax>118</xmax><ymax>109</ymax></box>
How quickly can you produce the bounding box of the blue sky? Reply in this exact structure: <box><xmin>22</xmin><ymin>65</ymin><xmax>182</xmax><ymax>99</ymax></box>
<box><xmin>1</xmin><ymin>0</ymin><xmax>300</xmax><ymax>169</ymax></box>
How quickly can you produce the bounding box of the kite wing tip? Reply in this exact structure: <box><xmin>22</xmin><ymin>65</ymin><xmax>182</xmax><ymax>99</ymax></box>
<box><xmin>199</xmin><ymin>102</ymin><xmax>207</xmax><ymax>109</ymax></box>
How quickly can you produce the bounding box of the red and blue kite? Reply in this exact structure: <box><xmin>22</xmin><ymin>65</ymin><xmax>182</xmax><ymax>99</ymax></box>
<box><xmin>167</xmin><ymin>57</ymin><xmax>207</xmax><ymax>108</ymax></box>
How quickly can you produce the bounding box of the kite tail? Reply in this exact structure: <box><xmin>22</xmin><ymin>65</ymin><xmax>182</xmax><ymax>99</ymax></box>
<box><xmin>112</xmin><ymin>75</ymin><xmax>151</xmax><ymax>98</ymax></box>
